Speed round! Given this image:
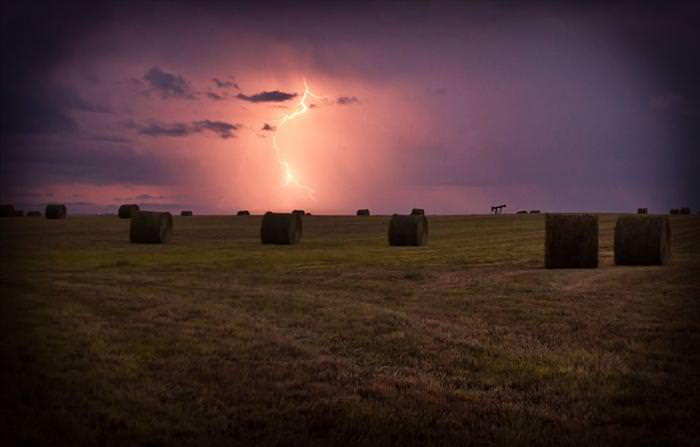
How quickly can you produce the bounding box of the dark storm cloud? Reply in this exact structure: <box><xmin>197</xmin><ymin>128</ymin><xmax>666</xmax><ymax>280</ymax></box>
<box><xmin>649</xmin><ymin>93</ymin><xmax>689</xmax><ymax>113</ymax></box>
<box><xmin>112</xmin><ymin>194</ymin><xmax>167</xmax><ymax>202</ymax></box>
<box><xmin>55</xmin><ymin>86</ymin><xmax>111</xmax><ymax>113</ymax></box>
<box><xmin>336</xmin><ymin>96</ymin><xmax>359</xmax><ymax>105</ymax></box>
<box><xmin>212</xmin><ymin>77</ymin><xmax>239</xmax><ymax>89</ymax></box>
<box><xmin>0</xmin><ymin>2</ymin><xmax>113</xmax><ymax>136</ymax></box>
<box><xmin>0</xmin><ymin>85</ymin><xmax>110</xmax><ymax>135</ymax></box>
<box><xmin>0</xmin><ymin>2</ymin><xmax>110</xmax><ymax>81</ymax></box>
<box><xmin>236</xmin><ymin>90</ymin><xmax>297</xmax><ymax>103</ymax></box>
<box><xmin>143</xmin><ymin>66</ymin><xmax>196</xmax><ymax>99</ymax></box>
<box><xmin>0</xmin><ymin>136</ymin><xmax>184</xmax><ymax>188</ymax></box>
<box><xmin>135</xmin><ymin>121</ymin><xmax>192</xmax><ymax>137</ymax></box>
<box><xmin>0</xmin><ymin>90</ymin><xmax>78</xmax><ymax>135</ymax></box>
<box><xmin>92</xmin><ymin>135</ymin><xmax>131</xmax><ymax>144</ymax></box>
<box><xmin>2</xmin><ymin>1</ymin><xmax>700</xmax><ymax>212</ymax></box>
<box><xmin>192</xmin><ymin>120</ymin><xmax>239</xmax><ymax>139</ymax></box>
<box><xmin>207</xmin><ymin>92</ymin><xmax>225</xmax><ymax>101</ymax></box>
<box><xmin>126</xmin><ymin>119</ymin><xmax>240</xmax><ymax>139</ymax></box>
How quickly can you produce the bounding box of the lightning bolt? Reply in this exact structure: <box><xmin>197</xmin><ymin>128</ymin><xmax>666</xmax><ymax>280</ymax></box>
<box><xmin>272</xmin><ymin>80</ymin><xmax>323</xmax><ymax>200</ymax></box>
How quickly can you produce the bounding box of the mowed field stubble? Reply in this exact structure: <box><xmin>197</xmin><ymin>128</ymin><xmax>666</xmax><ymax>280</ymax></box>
<box><xmin>1</xmin><ymin>214</ymin><xmax>699</xmax><ymax>446</ymax></box>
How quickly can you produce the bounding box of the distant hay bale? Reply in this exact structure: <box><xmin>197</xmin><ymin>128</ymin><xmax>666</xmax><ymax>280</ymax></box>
<box><xmin>45</xmin><ymin>204</ymin><xmax>67</xmax><ymax>219</ymax></box>
<box><xmin>15</xmin><ymin>210</ymin><xmax>24</xmax><ymax>216</ymax></box>
<box><xmin>388</xmin><ymin>214</ymin><xmax>429</xmax><ymax>246</ymax></box>
<box><xmin>118</xmin><ymin>204</ymin><xmax>140</xmax><ymax>219</ymax></box>
<box><xmin>614</xmin><ymin>215</ymin><xmax>671</xmax><ymax>265</ymax></box>
<box><xmin>410</xmin><ymin>208</ymin><xmax>425</xmax><ymax>215</ymax></box>
<box><xmin>180</xmin><ymin>210</ymin><xmax>193</xmax><ymax>216</ymax></box>
<box><xmin>27</xmin><ymin>211</ymin><xmax>42</xmax><ymax>217</ymax></box>
<box><xmin>680</xmin><ymin>207</ymin><xmax>691</xmax><ymax>215</ymax></box>
<box><xmin>236</xmin><ymin>210</ymin><xmax>250</xmax><ymax>216</ymax></box>
<box><xmin>260</xmin><ymin>212</ymin><xmax>302</xmax><ymax>244</ymax></box>
<box><xmin>545</xmin><ymin>214</ymin><xmax>598</xmax><ymax>269</ymax></box>
<box><xmin>529</xmin><ymin>210</ymin><xmax>541</xmax><ymax>214</ymax></box>
<box><xmin>670</xmin><ymin>209</ymin><xmax>679</xmax><ymax>215</ymax></box>
<box><xmin>356</xmin><ymin>209</ymin><xmax>370</xmax><ymax>216</ymax></box>
<box><xmin>516</xmin><ymin>210</ymin><xmax>528</xmax><ymax>214</ymax></box>
<box><xmin>637</xmin><ymin>208</ymin><xmax>648</xmax><ymax>214</ymax></box>
<box><xmin>130</xmin><ymin>211</ymin><xmax>173</xmax><ymax>243</ymax></box>
<box><xmin>0</xmin><ymin>205</ymin><xmax>16</xmax><ymax>217</ymax></box>
<box><xmin>292</xmin><ymin>209</ymin><xmax>305</xmax><ymax>215</ymax></box>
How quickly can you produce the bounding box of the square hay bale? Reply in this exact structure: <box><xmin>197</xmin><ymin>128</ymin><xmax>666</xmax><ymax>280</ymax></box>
<box><xmin>545</xmin><ymin>214</ymin><xmax>598</xmax><ymax>269</ymax></box>
<box><xmin>356</xmin><ymin>209</ymin><xmax>370</xmax><ymax>216</ymax></box>
<box><xmin>516</xmin><ymin>210</ymin><xmax>528</xmax><ymax>214</ymax></box>
<box><xmin>27</xmin><ymin>211</ymin><xmax>42</xmax><ymax>217</ymax></box>
<box><xmin>680</xmin><ymin>207</ymin><xmax>691</xmax><ymax>215</ymax></box>
<box><xmin>292</xmin><ymin>209</ymin><xmax>305</xmax><ymax>215</ymax></box>
<box><xmin>615</xmin><ymin>215</ymin><xmax>671</xmax><ymax>265</ymax></box>
<box><xmin>637</xmin><ymin>208</ymin><xmax>648</xmax><ymax>214</ymax></box>
<box><xmin>410</xmin><ymin>208</ymin><xmax>425</xmax><ymax>215</ymax></box>
<box><xmin>670</xmin><ymin>209</ymin><xmax>680</xmax><ymax>215</ymax></box>
<box><xmin>180</xmin><ymin>210</ymin><xmax>193</xmax><ymax>216</ymax></box>
<box><xmin>529</xmin><ymin>210</ymin><xmax>541</xmax><ymax>214</ymax></box>
<box><xmin>236</xmin><ymin>210</ymin><xmax>250</xmax><ymax>216</ymax></box>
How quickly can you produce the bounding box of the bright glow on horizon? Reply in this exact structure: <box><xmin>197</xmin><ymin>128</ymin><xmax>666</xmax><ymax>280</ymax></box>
<box><xmin>272</xmin><ymin>80</ymin><xmax>324</xmax><ymax>200</ymax></box>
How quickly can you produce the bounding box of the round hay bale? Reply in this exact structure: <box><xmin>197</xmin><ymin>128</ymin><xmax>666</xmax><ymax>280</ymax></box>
<box><xmin>45</xmin><ymin>204</ymin><xmax>67</xmax><ymax>219</ymax></box>
<box><xmin>410</xmin><ymin>208</ymin><xmax>425</xmax><ymax>216</ymax></box>
<box><xmin>292</xmin><ymin>209</ymin><xmax>305</xmax><ymax>215</ymax></box>
<box><xmin>680</xmin><ymin>207</ymin><xmax>691</xmax><ymax>215</ymax></box>
<box><xmin>180</xmin><ymin>210</ymin><xmax>193</xmax><ymax>216</ymax></box>
<box><xmin>0</xmin><ymin>205</ymin><xmax>16</xmax><ymax>217</ymax></box>
<box><xmin>236</xmin><ymin>210</ymin><xmax>250</xmax><ymax>216</ymax></box>
<box><xmin>529</xmin><ymin>210</ymin><xmax>541</xmax><ymax>214</ymax></box>
<box><xmin>545</xmin><ymin>214</ymin><xmax>598</xmax><ymax>269</ymax></box>
<box><xmin>130</xmin><ymin>211</ymin><xmax>173</xmax><ymax>243</ymax></box>
<box><xmin>27</xmin><ymin>211</ymin><xmax>42</xmax><ymax>217</ymax></box>
<box><xmin>260</xmin><ymin>212</ymin><xmax>302</xmax><ymax>244</ymax></box>
<box><xmin>516</xmin><ymin>210</ymin><xmax>528</xmax><ymax>214</ymax></box>
<box><xmin>118</xmin><ymin>204</ymin><xmax>140</xmax><ymax>219</ymax></box>
<box><xmin>614</xmin><ymin>215</ymin><xmax>670</xmax><ymax>265</ymax></box>
<box><xmin>637</xmin><ymin>208</ymin><xmax>648</xmax><ymax>214</ymax></box>
<box><xmin>388</xmin><ymin>214</ymin><xmax>429</xmax><ymax>246</ymax></box>
<box><xmin>356</xmin><ymin>209</ymin><xmax>370</xmax><ymax>216</ymax></box>
<box><xmin>670</xmin><ymin>209</ymin><xmax>679</xmax><ymax>215</ymax></box>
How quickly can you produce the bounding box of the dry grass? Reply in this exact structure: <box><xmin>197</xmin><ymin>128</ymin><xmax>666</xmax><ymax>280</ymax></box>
<box><xmin>1</xmin><ymin>214</ymin><xmax>699</xmax><ymax>446</ymax></box>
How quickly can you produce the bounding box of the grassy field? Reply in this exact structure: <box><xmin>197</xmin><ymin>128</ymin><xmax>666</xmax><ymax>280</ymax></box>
<box><xmin>1</xmin><ymin>214</ymin><xmax>699</xmax><ymax>446</ymax></box>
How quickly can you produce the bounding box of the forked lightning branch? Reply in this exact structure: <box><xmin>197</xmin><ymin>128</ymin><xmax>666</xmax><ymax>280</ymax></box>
<box><xmin>271</xmin><ymin>80</ymin><xmax>323</xmax><ymax>200</ymax></box>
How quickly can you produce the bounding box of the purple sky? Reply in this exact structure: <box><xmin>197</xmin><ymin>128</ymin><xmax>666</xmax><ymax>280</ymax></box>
<box><xmin>1</xmin><ymin>1</ymin><xmax>698</xmax><ymax>214</ymax></box>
